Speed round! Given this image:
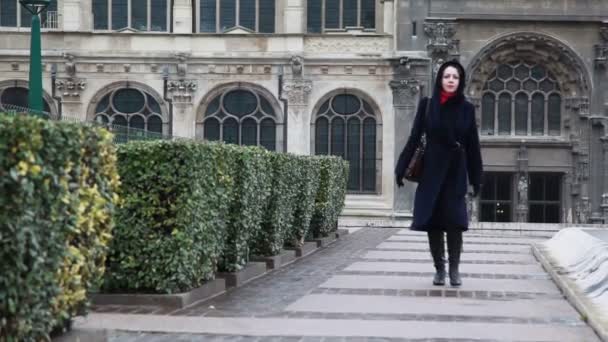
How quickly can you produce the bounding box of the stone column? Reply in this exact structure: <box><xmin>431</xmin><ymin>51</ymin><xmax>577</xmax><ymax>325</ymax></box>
<box><xmin>281</xmin><ymin>56</ymin><xmax>312</xmax><ymax>155</ymax></box>
<box><xmin>601</xmin><ymin>137</ymin><xmax>608</xmax><ymax>223</ymax></box>
<box><xmin>173</xmin><ymin>0</ymin><xmax>193</xmax><ymax>33</ymax></box>
<box><xmin>515</xmin><ymin>145</ymin><xmax>529</xmax><ymax>222</ymax></box>
<box><xmin>382</xmin><ymin>0</ymin><xmax>395</xmax><ymax>35</ymax></box>
<box><xmin>390</xmin><ymin>78</ymin><xmax>421</xmax><ymax>216</ymax></box>
<box><xmin>283</xmin><ymin>0</ymin><xmax>305</xmax><ymax>34</ymax></box>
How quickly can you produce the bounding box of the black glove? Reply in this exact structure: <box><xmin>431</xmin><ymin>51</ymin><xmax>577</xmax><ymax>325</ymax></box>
<box><xmin>396</xmin><ymin>175</ymin><xmax>404</xmax><ymax>187</ymax></box>
<box><xmin>472</xmin><ymin>184</ymin><xmax>480</xmax><ymax>198</ymax></box>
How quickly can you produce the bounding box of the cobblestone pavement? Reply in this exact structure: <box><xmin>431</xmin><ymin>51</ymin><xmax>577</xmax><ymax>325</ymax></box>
<box><xmin>76</xmin><ymin>228</ymin><xmax>601</xmax><ymax>341</ymax></box>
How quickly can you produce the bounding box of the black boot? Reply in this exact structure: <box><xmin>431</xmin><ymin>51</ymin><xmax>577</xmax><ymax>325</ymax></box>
<box><xmin>427</xmin><ymin>230</ymin><xmax>446</xmax><ymax>286</ymax></box>
<box><xmin>447</xmin><ymin>231</ymin><xmax>463</xmax><ymax>287</ymax></box>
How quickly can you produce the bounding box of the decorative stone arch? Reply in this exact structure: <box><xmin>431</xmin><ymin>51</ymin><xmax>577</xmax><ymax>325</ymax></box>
<box><xmin>0</xmin><ymin>79</ymin><xmax>58</xmax><ymax>117</ymax></box>
<box><xmin>86</xmin><ymin>81</ymin><xmax>169</xmax><ymax>134</ymax></box>
<box><xmin>466</xmin><ymin>32</ymin><xmax>592</xmax><ymax>99</ymax></box>
<box><xmin>196</xmin><ymin>82</ymin><xmax>285</xmax><ymax>151</ymax></box>
<box><xmin>310</xmin><ymin>88</ymin><xmax>384</xmax><ymax>194</ymax></box>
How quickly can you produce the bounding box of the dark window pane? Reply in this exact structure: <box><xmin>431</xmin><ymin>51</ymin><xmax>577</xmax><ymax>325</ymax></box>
<box><xmin>496</xmin><ymin>174</ymin><xmax>511</xmax><ymax>201</ymax></box>
<box><xmin>129</xmin><ymin>115</ymin><xmax>145</xmax><ymax>130</ymax></box>
<box><xmin>260</xmin><ymin>96</ymin><xmax>274</xmax><ymax>115</ymax></box>
<box><xmin>548</xmin><ymin>94</ymin><xmax>561</xmax><ymax>136</ymax></box>
<box><xmin>343</xmin><ymin>0</ymin><xmax>357</xmax><ymax>27</ymax></box>
<box><xmin>93</xmin><ymin>0</ymin><xmax>109</xmax><ymax>29</ymax></box>
<box><xmin>220</xmin><ymin>0</ymin><xmax>236</xmax><ymax>31</ymax></box>
<box><xmin>239</xmin><ymin>0</ymin><xmax>255</xmax><ymax>30</ymax></box>
<box><xmin>332</xmin><ymin>94</ymin><xmax>360</xmax><ymax>115</ymax></box>
<box><xmin>1</xmin><ymin>0</ymin><xmax>17</xmax><ymax>27</ymax></box>
<box><xmin>531</xmin><ymin>65</ymin><xmax>546</xmax><ymax>80</ymax></box>
<box><xmin>361</xmin><ymin>0</ymin><xmax>375</xmax><ymax>29</ymax></box>
<box><xmin>497</xmin><ymin>64</ymin><xmax>512</xmax><ymax>80</ymax></box>
<box><xmin>330</xmin><ymin>117</ymin><xmax>345</xmax><ymax>158</ymax></box>
<box><xmin>95</xmin><ymin>114</ymin><xmax>110</xmax><ymax>124</ymax></box>
<box><xmin>529</xmin><ymin>174</ymin><xmax>544</xmax><ymax>201</ymax></box>
<box><xmin>113</xmin><ymin>89</ymin><xmax>145</xmax><ymax>113</ymax></box>
<box><xmin>222</xmin><ymin>117</ymin><xmax>239</xmax><ymax>145</ymax></box>
<box><xmin>224</xmin><ymin>90</ymin><xmax>257</xmax><ymax>117</ymax></box>
<box><xmin>325</xmin><ymin>0</ymin><xmax>339</xmax><ymax>29</ymax></box>
<box><xmin>200</xmin><ymin>0</ymin><xmax>216</xmax><ymax>32</ymax></box>
<box><xmin>112</xmin><ymin>0</ymin><xmax>128</xmax><ymax>30</ymax></box>
<box><xmin>1</xmin><ymin>87</ymin><xmax>29</xmax><ymax>108</ymax></box>
<box><xmin>318</xmin><ymin>99</ymin><xmax>330</xmax><ymax>114</ymax></box>
<box><xmin>132</xmin><ymin>0</ymin><xmax>147</xmax><ymax>30</ymax></box>
<box><xmin>307</xmin><ymin>0</ymin><xmax>321</xmax><ymax>33</ymax></box>
<box><xmin>260</xmin><ymin>118</ymin><xmax>276</xmax><ymax>151</ymax></box>
<box><xmin>147</xmin><ymin>115</ymin><xmax>163</xmax><ymax>133</ymax></box>
<box><xmin>495</xmin><ymin>202</ymin><xmax>511</xmax><ymax>222</ymax></box>
<box><xmin>315</xmin><ymin>117</ymin><xmax>329</xmax><ymax>155</ymax></box>
<box><xmin>204</xmin><ymin>118</ymin><xmax>220</xmax><ymax>141</ymax></box>
<box><xmin>529</xmin><ymin>204</ymin><xmax>544</xmax><ymax>223</ymax></box>
<box><xmin>20</xmin><ymin>4</ymin><xmax>30</xmax><ymax>27</ymax></box>
<box><xmin>206</xmin><ymin>97</ymin><xmax>220</xmax><ymax>115</ymax></box>
<box><xmin>481</xmin><ymin>93</ymin><xmax>495</xmax><ymax>135</ymax></box>
<box><xmin>112</xmin><ymin>115</ymin><xmax>128</xmax><ymax>126</ymax></box>
<box><xmin>362</xmin><ymin>117</ymin><xmax>376</xmax><ymax>192</ymax></box>
<box><xmin>480</xmin><ymin>174</ymin><xmax>495</xmax><ymax>200</ymax></box>
<box><xmin>545</xmin><ymin>204</ymin><xmax>560</xmax><ymax>223</ymax></box>
<box><xmin>347</xmin><ymin>117</ymin><xmax>361</xmax><ymax>191</ymax></box>
<box><xmin>545</xmin><ymin>174</ymin><xmax>561</xmax><ymax>201</ymax></box>
<box><xmin>481</xmin><ymin>203</ymin><xmax>495</xmax><ymax>222</ymax></box>
<box><xmin>531</xmin><ymin>93</ymin><xmax>544</xmax><ymax>136</ymax></box>
<box><xmin>498</xmin><ymin>93</ymin><xmax>511</xmax><ymax>135</ymax></box>
<box><xmin>147</xmin><ymin>94</ymin><xmax>161</xmax><ymax>115</ymax></box>
<box><xmin>241</xmin><ymin>118</ymin><xmax>257</xmax><ymax>146</ymax></box>
<box><xmin>258</xmin><ymin>0</ymin><xmax>275</xmax><ymax>33</ymax></box>
<box><xmin>515</xmin><ymin>93</ymin><xmax>528</xmax><ymax>135</ymax></box>
<box><xmin>150</xmin><ymin>0</ymin><xmax>167</xmax><ymax>31</ymax></box>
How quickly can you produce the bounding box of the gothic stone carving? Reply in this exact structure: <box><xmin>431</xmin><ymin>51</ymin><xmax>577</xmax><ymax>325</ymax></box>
<box><xmin>56</xmin><ymin>79</ymin><xmax>86</xmax><ymax>98</ymax></box>
<box><xmin>281</xmin><ymin>79</ymin><xmax>312</xmax><ymax>106</ymax></box>
<box><xmin>423</xmin><ymin>20</ymin><xmax>458</xmax><ymax>62</ymax></box>
<box><xmin>390</xmin><ymin>79</ymin><xmax>420</xmax><ymax>107</ymax></box>
<box><xmin>174</xmin><ymin>52</ymin><xmax>189</xmax><ymax>79</ymax></box>
<box><xmin>305</xmin><ymin>37</ymin><xmax>390</xmax><ymax>53</ymax></box>
<box><xmin>167</xmin><ymin>80</ymin><xmax>197</xmax><ymax>103</ymax></box>
<box><xmin>62</xmin><ymin>53</ymin><xmax>76</xmax><ymax>78</ymax></box>
<box><xmin>595</xmin><ymin>24</ymin><xmax>608</xmax><ymax>69</ymax></box>
<box><xmin>290</xmin><ymin>55</ymin><xmax>303</xmax><ymax>77</ymax></box>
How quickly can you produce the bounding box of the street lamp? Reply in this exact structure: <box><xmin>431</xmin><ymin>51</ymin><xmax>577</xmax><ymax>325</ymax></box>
<box><xmin>20</xmin><ymin>0</ymin><xmax>50</xmax><ymax>116</ymax></box>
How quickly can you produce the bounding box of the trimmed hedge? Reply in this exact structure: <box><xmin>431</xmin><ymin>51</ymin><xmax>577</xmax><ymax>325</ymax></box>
<box><xmin>219</xmin><ymin>145</ymin><xmax>272</xmax><ymax>272</ymax></box>
<box><xmin>0</xmin><ymin>115</ymin><xmax>118</xmax><ymax>341</ymax></box>
<box><xmin>104</xmin><ymin>141</ymin><xmax>232</xmax><ymax>294</ymax></box>
<box><xmin>250</xmin><ymin>153</ymin><xmax>299</xmax><ymax>257</ymax></box>
<box><xmin>311</xmin><ymin>157</ymin><xmax>349</xmax><ymax>238</ymax></box>
<box><xmin>286</xmin><ymin>156</ymin><xmax>322</xmax><ymax>247</ymax></box>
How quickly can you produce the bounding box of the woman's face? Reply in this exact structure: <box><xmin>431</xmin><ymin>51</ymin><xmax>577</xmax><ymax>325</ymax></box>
<box><xmin>442</xmin><ymin>66</ymin><xmax>460</xmax><ymax>93</ymax></box>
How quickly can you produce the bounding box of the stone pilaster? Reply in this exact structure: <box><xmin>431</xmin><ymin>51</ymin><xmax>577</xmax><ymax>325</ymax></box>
<box><xmin>281</xmin><ymin>56</ymin><xmax>312</xmax><ymax>154</ymax></box>
<box><xmin>283</xmin><ymin>0</ymin><xmax>305</xmax><ymax>34</ymax></box>
<box><xmin>600</xmin><ymin>137</ymin><xmax>608</xmax><ymax>223</ymax></box>
<box><xmin>173</xmin><ymin>0</ymin><xmax>193</xmax><ymax>33</ymax></box>
<box><xmin>423</xmin><ymin>19</ymin><xmax>459</xmax><ymax>76</ymax></box>
<box><xmin>382</xmin><ymin>0</ymin><xmax>395</xmax><ymax>35</ymax></box>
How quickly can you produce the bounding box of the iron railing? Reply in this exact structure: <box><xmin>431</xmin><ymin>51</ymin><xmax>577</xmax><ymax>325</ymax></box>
<box><xmin>42</xmin><ymin>11</ymin><xmax>59</xmax><ymax>29</ymax></box>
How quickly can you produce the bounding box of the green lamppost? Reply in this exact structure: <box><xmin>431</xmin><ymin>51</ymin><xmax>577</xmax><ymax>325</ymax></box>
<box><xmin>20</xmin><ymin>0</ymin><xmax>50</xmax><ymax>115</ymax></box>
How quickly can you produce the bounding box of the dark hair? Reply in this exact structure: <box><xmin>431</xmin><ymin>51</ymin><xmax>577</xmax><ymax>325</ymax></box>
<box><xmin>433</xmin><ymin>60</ymin><xmax>466</xmax><ymax>96</ymax></box>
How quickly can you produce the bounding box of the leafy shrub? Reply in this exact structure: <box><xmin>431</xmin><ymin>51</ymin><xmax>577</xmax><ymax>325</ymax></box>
<box><xmin>286</xmin><ymin>156</ymin><xmax>322</xmax><ymax>247</ymax></box>
<box><xmin>310</xmin><ymin>156</ymin><xmax>349</xmax><ymax>238</ymax></box>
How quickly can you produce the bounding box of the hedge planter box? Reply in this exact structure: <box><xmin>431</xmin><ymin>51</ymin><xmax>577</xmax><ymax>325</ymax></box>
<box><xmin>336</xmin><ymin>228</ymin><xmax>350</xmax><ymax>238</ymax></box>
<box><xmin>90</xmin><ymin>278</ymin><xmax>226</xmax><ymax>309</ymax></box>
<box><xmin>286</xmin><ymin>241</ymin><xmax>319</xmax><ymax>258</ymax></box>
<box><xmin>314</xmin><ymin>234</ymin><xmax>338</xmax><ymax>248</ymax></box>
<box><xmin>251</xmin><ymin>249</ymin><xmax>297</xmax><ymax>270</ymax></box>
<box><xmin>218</xmin><ymin>261</ymin><xmax>267</xmax><ymax>288</ymax></box>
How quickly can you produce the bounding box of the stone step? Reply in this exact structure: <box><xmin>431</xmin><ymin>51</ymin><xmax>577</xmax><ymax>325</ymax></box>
<box><xmin>392</xmin><ymin>232</ymin><xmax>544</xmax><ymax>244</ymax></box>
<box><xmin>286</xmin><ymin>294</ymin><xmax>580</xmax><ymax>321</ymax></box>
<box><xmin>376</xmin><ymin>242</ymin><xmax>531</xmax><ymax>253</ymax></box>
<box><xmin>363</xmin><ymin>250</ymin><xmax>536</xmax><ymax>263</ymax></box>
<box><xmin>319</xmin><ymin>275</ymin><xmax>560</xmax><ymax>294</ymax></box>
<box><xmin>344</xmin><ymin>261</ymin><xmax>547</xmax><ymax>276</ymax></box>
<box><xmin>75</xmin><ymin>314</ymin><xmax>599</xmax><ymax>341</ymax></box>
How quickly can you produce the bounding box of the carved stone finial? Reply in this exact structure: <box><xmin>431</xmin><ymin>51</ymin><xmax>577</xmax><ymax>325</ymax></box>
<box><xmin>290</xmin><ymin>55</ymin><xmax>303</xmax><ymax>77</ymax></box>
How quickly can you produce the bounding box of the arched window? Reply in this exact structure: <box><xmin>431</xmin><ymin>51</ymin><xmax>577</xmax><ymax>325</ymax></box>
<box><xmin>93</xmin><ymin>0</ymin><xmax>171</xmax><ymax>31</ymax></box>
<box><xmin>307</xmin><ymin>0</ymin><xmax>376</xmax><ymax>33</ymax></box>
<box><xmin>197</xmin><ymin>0</ymin><xmax>275</xmax><ymax>33</ymax></box>
<box><xmin>313</xmin><ymin>93</ymin><xmax>379</xmax><ymax>193</ymax></box>
<box><xmin>93</xmin><ymin>87</ymin><xmax>165</xmax><ymax>138</ymax></box>
<box><xmin>198</xmin><ymin>87</ymin><xmax>279</xmax><ymax>151</ymax></box>
<box><xmin>0</xmin><ymin>0</ymin><xmax>58</xmax><ymax>28</ymax></box>
<box><xmin>0</xmin><ymin>86</ymin><xmax>52</xmax><ymax>114</ymax></box>
<box><xmin>481</xmin><ymin>62</ymin><xmax>562</xmax><ymax>137</ymax></box>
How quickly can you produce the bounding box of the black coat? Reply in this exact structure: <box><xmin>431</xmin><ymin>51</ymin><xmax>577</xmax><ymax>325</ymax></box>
<box><xmin>395</xmin><ymin>94</ymin><xmax>483</xmax><ymax>231</ymax></box>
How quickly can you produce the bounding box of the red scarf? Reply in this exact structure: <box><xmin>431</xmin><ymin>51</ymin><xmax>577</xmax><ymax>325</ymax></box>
<box><xmin>440</xmin><ymin>90</ymin><xmax>456</xmax><ymax>105</ymax></box>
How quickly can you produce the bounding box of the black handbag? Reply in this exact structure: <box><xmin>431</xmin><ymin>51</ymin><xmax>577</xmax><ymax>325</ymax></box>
<box><xmin>404</xmin><ymin>97</ymin><xmax>431</xmax><ymax>183</ymax></box>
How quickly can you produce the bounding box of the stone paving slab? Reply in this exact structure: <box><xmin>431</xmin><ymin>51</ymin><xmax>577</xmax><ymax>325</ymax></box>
<box><xmin>376</xmin><ymin>242</ymin><xmax>531</xmax><ymax>253</ymax></box>
<box><xmin>344</xmin><ymin>261</ymin><xmax>546</xmax><ymax>276</ymax></box>
<box><xmin>318</xmin><ymin>275</ymin><xmax>560</xmax><ymax>293</ymax></box>
<box><xmin>285</xmin><ymin>294</ymin><xmax>580</xmax><ymax>320</ymax></box>
<box><xmin>363</xmin><ymin>250</ymin><xmax>536</xmax><ymax>263</ymax></box>
<box><xmin>77</xmin><ymin>314</ymin><xmax>600</xmax><ymax>341</ymax></box>
<box><xmin>392</xmin><ymin>232</ymin><xmax>544</xmax><ymax>244</ymax></box>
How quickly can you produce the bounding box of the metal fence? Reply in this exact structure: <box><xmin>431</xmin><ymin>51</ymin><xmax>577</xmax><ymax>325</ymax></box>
<box><xmin>42</xmin><ymin>11</ymin><xmax>59</xmax><ymax>29</ymax></box>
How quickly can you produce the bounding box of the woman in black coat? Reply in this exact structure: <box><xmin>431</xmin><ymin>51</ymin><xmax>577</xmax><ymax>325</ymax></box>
<box><xmin>395</xmin><ymin>60</ymin><xmax>483</xmax><ymax>287</ymax></box>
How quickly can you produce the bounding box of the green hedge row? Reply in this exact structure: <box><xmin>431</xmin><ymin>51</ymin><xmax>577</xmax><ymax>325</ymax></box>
<box><xmin>0</xmin><ymin>115</ymin><xmax>119</xmax><ymax>341</ymax></box>
<box><xmin>108</xmin><ymin>141</ymin><xmax>348</xmax><ymax>294</ymax></box>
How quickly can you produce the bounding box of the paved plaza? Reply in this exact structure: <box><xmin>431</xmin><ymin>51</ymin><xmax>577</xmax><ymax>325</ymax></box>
<box><xmin>75</xmin><ymin>228</ymin><xmax>601</xmax><ymax>341</ymax></box>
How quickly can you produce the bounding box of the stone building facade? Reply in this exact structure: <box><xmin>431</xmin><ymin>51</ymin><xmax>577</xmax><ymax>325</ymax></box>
<box><xmin>1</xmin><ymin>0</ymin><xmax>607</xmax><ymax>224</ymax></box>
